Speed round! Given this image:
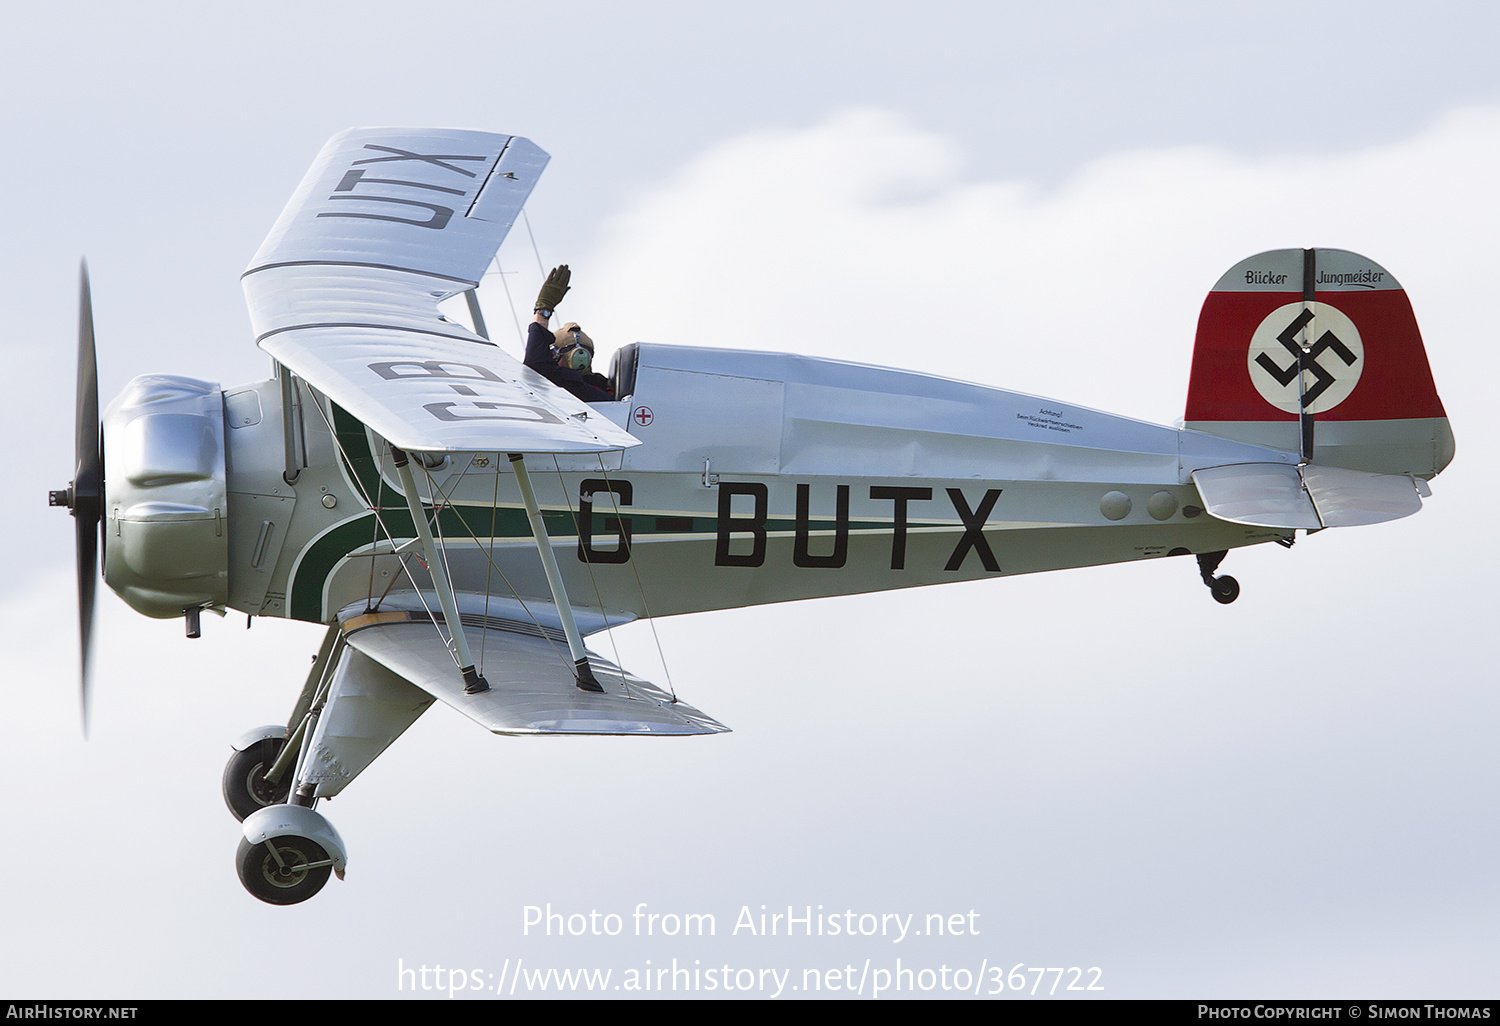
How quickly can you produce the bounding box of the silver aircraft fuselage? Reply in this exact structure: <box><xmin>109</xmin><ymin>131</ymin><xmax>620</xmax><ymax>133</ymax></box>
<box><xmin>220</xmin><ymin>341</ymin><xmax>1296</xmax><ymax>630</ymax></box>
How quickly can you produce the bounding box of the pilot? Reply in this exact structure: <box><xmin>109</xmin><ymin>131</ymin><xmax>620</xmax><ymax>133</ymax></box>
<box><xmin>526</xmin><ymin>265</ymin><xmax>615</xmax><ymax>403</ymax></box>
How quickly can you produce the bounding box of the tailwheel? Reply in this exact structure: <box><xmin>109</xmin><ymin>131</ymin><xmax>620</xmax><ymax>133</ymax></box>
<box><xmin>236</xmin><ymin>834</ymin><xmax>332</xmax><ymax>905</ymax></box>
<box><xmin>1210</xmin><ymin>575</ymin><xmax>1240</xmax><ymax>605</ymax></box>
<box><xmin>223</xmin><ymin>737</ymin><xmax>291</xmax><ymax>822</ymax></box>
<box><xmin>1196</xmin><ymin>550</ymin><xmax>1241</xmax><ymax>604</ymax></box>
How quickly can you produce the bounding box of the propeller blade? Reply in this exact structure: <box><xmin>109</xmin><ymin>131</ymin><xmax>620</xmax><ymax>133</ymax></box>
<box><xmin>77</xmin><ymin>503</ymin><xmax>97</xmax><ymax>735</ymax></box>
<box><xmin>74</xmin><ymin>261</ymin><xmax>102</xmax><ymax>735</ymax></box>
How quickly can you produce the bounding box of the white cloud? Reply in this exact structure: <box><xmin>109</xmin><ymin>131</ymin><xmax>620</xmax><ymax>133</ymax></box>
<box><xmin>564</xmin><ymin>107</ymin><xmax>1500</xmax><ymax>428</ymax></box>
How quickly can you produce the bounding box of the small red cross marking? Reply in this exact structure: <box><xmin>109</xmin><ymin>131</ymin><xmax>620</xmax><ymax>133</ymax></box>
<box><xmin>633</xmin><ymin>406</ymin><xmax>654</xmax><ymax>426</ymax></box>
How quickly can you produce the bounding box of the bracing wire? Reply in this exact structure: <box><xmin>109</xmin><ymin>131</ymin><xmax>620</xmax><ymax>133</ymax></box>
<box><xmin>480</xmin><ymin>453</ymin><xmax>501</xmax><ymax>675</ymax></box>
<box><xmin>417</xmin><ymin>453</ymin><xmax>493</xmax><ymax>664</ymax></box>
<box><xmin>372</xmin><ymin>543</ymin><xmax>421</xmax><ymax>608</ymax></box>
<box><xmin>521</xmin><ymin>209</ymin><xmax>546</xmax><ymax>275</ymax></box>
<box><xmin>487</xmin><ymin>255</ymin><xmax>526</xmax><ymax>346</ymax></box>
<box><xmin>549</xmin><ymin>455</ymin><xmax>629</xmax><ymax>691</ymax></box>
<box><xmin>596</xmin><ymin>455</ymin><xmax>678</xmax><ymax>701</ymax></box>
<box><xmin>363</xmin><ymin>408</ymin><xmax>394</xmax><ymax>611</ymax></box>
<box><xmin>420</xmin><ymin>460</ymin><xmax>464</xmax><ymax>627</ymax></box>
<box><xmin>364</xmin><ymin>478</ymin><xmax>380</xmax><ymax>610</ymax></box>
<box><xmin>305</xmin><ymin>393</ymin><xmax>449</xmax><ymax>654</ymax></box>
<box><xmin>307</xmin><ymin>387</ymin><xmax>579</xmax><ymax>684</ymax></box>
<box><xmin>418</xmin><ymin>457</ymin><xmax>574</xmax><ymax>675</ymax></box>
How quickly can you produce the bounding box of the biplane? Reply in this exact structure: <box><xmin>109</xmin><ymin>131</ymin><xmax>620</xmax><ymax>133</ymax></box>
<box><xmin>50</xmin><ymin>129</ymin><xmax>1453</xmax><ymax>904</ymax></box>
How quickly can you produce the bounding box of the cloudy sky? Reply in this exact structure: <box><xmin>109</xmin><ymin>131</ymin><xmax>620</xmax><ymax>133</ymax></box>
<box><xmin>2</xmin><ymin>1</ymin><xmax>1496</xmax><ymax>1000</ymax></box>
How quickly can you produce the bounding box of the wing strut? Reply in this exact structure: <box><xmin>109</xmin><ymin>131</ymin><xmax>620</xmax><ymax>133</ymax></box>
<box><xmin>391</xmin><ymin>448</ymin><xmax>491</xmax><ymax>695</ymax></box>
<box><xmin>508</xmin><ymin>453</ymin><xmax>604</xmax><ymax>692</ymax></box>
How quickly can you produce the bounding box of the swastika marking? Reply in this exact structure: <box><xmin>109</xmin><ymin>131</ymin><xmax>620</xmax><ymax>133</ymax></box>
<box><xmin>1247</xmin><ymin>302</ymin><xmax>1364</xmax><ymax>415</ymax></box>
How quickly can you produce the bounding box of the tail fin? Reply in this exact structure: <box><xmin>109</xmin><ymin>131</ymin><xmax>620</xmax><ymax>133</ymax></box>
<box><xmin>1184</xmin><ymin>248</ymin><xmax>1454</xmax><ymax>479</ymax></box>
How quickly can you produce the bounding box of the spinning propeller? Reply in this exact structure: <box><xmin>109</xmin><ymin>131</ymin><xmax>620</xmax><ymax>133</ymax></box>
<box><xmin>49</xmin><ymin>262</ymin><xmax>103</xmax><ymax>735</ymax></box>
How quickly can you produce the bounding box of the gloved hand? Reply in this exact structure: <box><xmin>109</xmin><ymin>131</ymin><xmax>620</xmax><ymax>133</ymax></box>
<box><xmin>535</xmin><ymin>265</ymin><xmax>571</xmax><ymax>313</ymax></box>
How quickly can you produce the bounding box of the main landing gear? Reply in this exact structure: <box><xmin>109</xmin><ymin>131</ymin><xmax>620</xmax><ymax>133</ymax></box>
<box><xmin>1196</xmin><ymin>550</ymin><xmax>1240</xmax><ymax>605</ymax></box>
<box><xmin>235</xmin><ymin>804</ymin><xmax>347</xmax><ymax>905</ymax></box>
<box><xmin>223</xmin><ymin>731</ymin><xmax>340</xmax><ymax>903</ymax></box>
<box><xmin>224</xmin><ymin>627</ymin><xmax>351</xmax><ymax>905</ymax></box>
<box><xmin>220</xmin><ymin>626</ymin><xmax>353</xmax><ymax>905</ymax></box>
<box><xmin>225</xmin><ymin>734</ymin><xmax>347</xmax><ymax>905</ymax></box>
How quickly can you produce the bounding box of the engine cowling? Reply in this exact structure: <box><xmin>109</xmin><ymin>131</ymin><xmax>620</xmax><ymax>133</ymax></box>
<box><xmin>102</xmin><ymin>375</ymin><xmax>229</xmax><ymax>618</ymax></box>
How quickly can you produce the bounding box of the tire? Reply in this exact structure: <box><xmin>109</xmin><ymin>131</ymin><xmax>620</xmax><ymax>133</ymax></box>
<box><xmin>236</xmin><ymin>834</ymin><xmax>332</xmax><ymax>905</ymax></box>
<box><xmin>1211</xmin><ymin>575</ymin><xmax>1240</xmax><ymax>605</ymax></box>
<box><xmin>223</xmin><ymin>739</ymin><xmax>291</xmax><ymax>822</ymax></box>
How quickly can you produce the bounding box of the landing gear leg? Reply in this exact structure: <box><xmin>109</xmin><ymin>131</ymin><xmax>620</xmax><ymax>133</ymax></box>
<box><xmin>1196</xmin><ymin>550</ymin><xmax>1240</xmax><ymax>605</ymax></box>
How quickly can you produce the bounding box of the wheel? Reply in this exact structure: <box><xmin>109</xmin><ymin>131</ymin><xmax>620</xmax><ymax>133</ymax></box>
<box><xmin>236</xmin><ymin>834</ymin><xmax>332</xmax><ymax>905</ymax></box>
<box><xmin>223</xmin><ymin>739</ymin><xmax>291</xmax><ymax>822</ymax></box>
<box><xmin>1211</xmin><ymin>575</ymin><xmax>1240</xmax><ymax>604</ymax></box>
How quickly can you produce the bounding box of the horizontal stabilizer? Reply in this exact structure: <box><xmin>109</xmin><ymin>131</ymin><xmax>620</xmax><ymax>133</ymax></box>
<box><xmin>1192</xmin><ymin>463</ymin><xmax>1425</xmax><ymax>530</ymax></box>
<box><xmin>341</xmin><ymin>611</ymin><xmax>728</xmax><ymax>736</ymax></box>
<box><xmin>1191</xmin><ymin>464</ymin><xmax>1322</xmax><ymax>530</ymax></box>
<box><xmin>1299</xmin><ymin>464</ymin><xmax>1425</xmax><ymax>527</ymax></box>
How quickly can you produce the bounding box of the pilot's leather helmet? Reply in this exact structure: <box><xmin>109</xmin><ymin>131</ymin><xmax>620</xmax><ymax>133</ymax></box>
<box><xmin>553</xmin><ymin>322</ymin><xmax>594</xmax><ymax>370</ymax></box>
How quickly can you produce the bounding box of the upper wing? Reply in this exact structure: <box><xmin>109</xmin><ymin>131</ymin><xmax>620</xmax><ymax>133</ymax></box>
<box><xmin>243</xmin><ymin>127</ymin><xmax>638</xmax><ymax>455</ymax></box>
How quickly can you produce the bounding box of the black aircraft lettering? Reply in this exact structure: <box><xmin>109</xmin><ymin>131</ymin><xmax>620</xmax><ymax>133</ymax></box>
<box><xmin>334</xmin><ymin>169</ymin><xmax>467</xmax><ymax>196</ymax></box>
<box><xmin>715</xmin><ymin>483</ymin><xmax>768</xmax><ymax>567</ymax></box>
<box><xmin>318</xmin><ymin>194</ymin><xmax>455</xmax><ymax>230</ymax></box>
<box><xmin>423</xmin><ymin>401</ymin><xmax>563</xmax><ymax>424</ymax></box>
<box><xmin>370</xmin><ymin>360</ymin><xmax>502</xmax><ymax>382</ymax></box>
<box><xmin>577</xmin><ymin>479</ymin><xmax>632</xmax><ymax>565</ymax></box>
<box><xmin>944</xmin><ymin>487</ymin><xmax>1002</xmax><ymax>572</ymax></box>
<box><xmin>793</xmin><ymin>484</ymin><xmax>850</xmax><ymax>568</ymax></box>
<box><xmin>870</xmin><ymin>486</ymin><xmax>932</xmax><ymax>570</ymax></box>
<box><xmin>352</xmin><ymin>144</ymin><xmax>489</xmax><ymax>178</ymax></box>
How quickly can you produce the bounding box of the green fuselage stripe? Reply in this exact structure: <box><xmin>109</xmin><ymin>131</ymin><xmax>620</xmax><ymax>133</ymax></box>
<box><xmin>288</xmin><ymin>407</ymin><xmax>917</xmax><ymax>622</ymax></box>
